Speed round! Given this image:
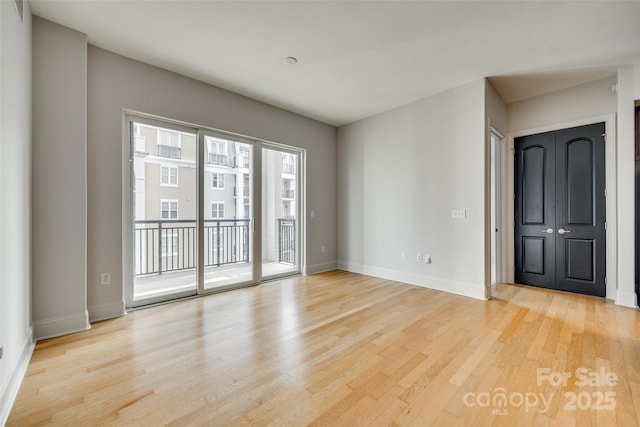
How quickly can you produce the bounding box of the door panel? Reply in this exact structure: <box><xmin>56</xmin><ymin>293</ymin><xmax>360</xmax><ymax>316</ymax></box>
<box><xmin>515</xmin><ymin>122</ymin><xmax>605</xmax><ymax>297</ymax></box>
<box><xmin>522</xmin><ymin>237</ymin><xmax>546</xmax><ymax>275</ymax></box>
<box><xmin>555</xmin><ymin>124</ymin><xmax>605</xmax><ymax>296</ymax></box>
<box><xmin>261</xmin><ymin>147</ymin><xmax>300</xmax><ymax>280</ymax></box>
<box><xmin>522</xmin><ymin>145</ymin><xmax>548</xmax><ymax>225</ymax></box>
<box><xmin>515</xmin><ymin>133</ymin><xmax>556</xmax><ymax>289</ymax></box>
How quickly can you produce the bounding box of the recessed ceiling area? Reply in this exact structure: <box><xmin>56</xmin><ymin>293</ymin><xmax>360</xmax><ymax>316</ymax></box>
<box><xmin>30</xmin><ymin>1</ymin><xmax>640</xmax><ymax>127</ymax></box>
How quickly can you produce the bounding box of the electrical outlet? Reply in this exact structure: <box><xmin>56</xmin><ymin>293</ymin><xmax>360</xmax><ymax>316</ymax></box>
<box><xmin>0</xmin><ymin>345</ymin><xmax>3</xmax><ymax>359</ymax></box>
<box><xmin>401</xmin><ymin>251</ymin><xmax>406</xmax><ymax>260</ymax></box>
<box><xmin>451</xmin><ymin>209</ymin><xmax>466</xmax><ymax>219</ymax></box>
<box><xmin>424</xmin><ymin>254</ymin><xmax>431</xmax><ymax>264</ymax></box>
<box><xmin>321</xmin><ymin>246</ymin><xmax>326</xmax><ymax>253</ymax></box>
<box><xmin>100</xmin><ymin>273</ymin><xmax>111</xmax><ymax>285</ymax></box>
<box><xmin>416</xmin><ymin>253</ymin><xmax>423</xmax><ymax>263</ymax></box>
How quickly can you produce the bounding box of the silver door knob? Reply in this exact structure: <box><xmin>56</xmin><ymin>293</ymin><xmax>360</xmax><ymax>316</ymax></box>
<box><xmin>558</xmin><ymin>228</ymin><xmax>571</xmax><ymax>234</ymax></box>
<box><xmin>541</xmin><ymin>228</ymin><xmax>553</xmax><ymax>234</ymax></box>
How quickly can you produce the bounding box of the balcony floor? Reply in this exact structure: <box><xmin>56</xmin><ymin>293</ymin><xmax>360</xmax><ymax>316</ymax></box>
<box><xmin>134</xmin><ymin>261</ymin><xmax>297</xmax><ymax>301</ymax></box>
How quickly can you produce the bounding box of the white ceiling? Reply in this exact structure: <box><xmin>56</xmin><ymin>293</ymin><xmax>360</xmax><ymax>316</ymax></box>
<box><xmin>30</xmin><ymin>1</ymin><xmax>640</xmax><ymax>127</ymax></box>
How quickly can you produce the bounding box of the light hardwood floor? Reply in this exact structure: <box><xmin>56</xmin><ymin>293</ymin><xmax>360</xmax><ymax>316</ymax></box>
<box><xmin>8</xmin><ymin>270</ymin><xmax>640</xmax><ymax>426</ymax></box>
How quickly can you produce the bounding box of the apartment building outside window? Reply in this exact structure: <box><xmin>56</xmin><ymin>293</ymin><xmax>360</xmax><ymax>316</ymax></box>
<box><xmin>212</xmin><ymin>172</ymin><xmax>225</xmax><ymax>189</ymax></box>
<box><xmin>211</xmin><ymin>202</ymin><xmax>224</xmax><ymax>219</ymax></box>
<box><xmin>238</xmin><ymin>147</ymin><xmax>250</xmax><ymax>168</ymax></box>
<box><xmin>161</xmin><ymin>199</ymin><xmax>178</xmax><ymax>219</ymax></box>
<box><xmin>161</xmin><ymin>166</ymin><xmax>178</xmax><ymax>186</ymax></box>
<box><xmin>161</xmin><ymin>231</ymin><xmax>179</xmax><ymax>257</ymax></box>
<box><xmin>157</xmin><ymin>129</ymin><xmax>181</xmax><ymax>159</ymax></box>
<box><xmin>208</xmin><ymin>139</ymin><xmax>227</xmax><ymax>165</ymax></box>
<box><xmin>282</xmin><ymin>153</ymin><xmax>295</xmax><ymax>174</ymax></box>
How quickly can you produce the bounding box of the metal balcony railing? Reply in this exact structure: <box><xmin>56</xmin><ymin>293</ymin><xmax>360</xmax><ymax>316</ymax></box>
<box><xmin>282</xmin><ymin>164</ymin><xmax>295</xmax><ymax>174</ymax></box>
<box><xmin>235</xmin><ymin>156</ymin><xmax>249</xmax><ymax>168</ymax></box>
<box><xmin>134</xmin><ymin>218</ymin><xmax>296</xmax><ymax>276</ymax></box>
<box><xmin>278</xmin><ymin>218</ymin><xmax>295</xmax><ymax>264</ymax></box>
<box><xmin>208</xmin><ymin>153</ymin><xmax>228</xmax><ymax>166</ymax></box>
<box><xmin>157</xmin><ymin>144</ymin><xmax>181</xmax><ymax>159</ymax></box>
<box><xmin>282</xmin><ymin>189</ymin><xmax>295</xmax><ymax>199</ymax></box>
<box><xmin>233</xmin><ymin>187</ymin><xmax>250</xmax><ymax>197</ymax></box>
<box><xmin>133</xmin><ymin>219</ymin><xmax>249</xmax><ymax>276</ymax></box>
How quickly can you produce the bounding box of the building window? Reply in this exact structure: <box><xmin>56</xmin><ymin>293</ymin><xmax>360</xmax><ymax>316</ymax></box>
<box><xmin>161</xmin><ymin>166</ymin><xmax>178</xmax><ymax>186</ymax></box>
<box><xmin>212</xmin><ymin>202</ymin><xmax>224</xmax><ymax>219</ymax></box>
<box><xmin>282</xmin><ymin>153</ymin><xmax>296</xmax><ymax>174</ymax></box>
<box><xmin>134</xmin><ymin>124</ymin><xmax>146</xmax><ymax>153</ymax></box>
<box><xmin>161</xmin><ymin>199</ymin><xmax>178</xmax><ymax>219</ymax></box>
<box><xmin>212</xmin><ymin>172</ymin><xmax>225</xmax><ymax>189</ymax></box>
<box><xmin>161</xmin><ymin>230</ymin><xmax>178</xmax><ymax>257</ymax></box>
<box><xmin>282</xmin><ymin>179</ymin><xmax>294</xmax><ymax>199</ymax></box>
<box><xmin>237</xmin><ymin>147</ymin><xmax>250</xmax><ymax>168</ymax></box>
<box><xmin>207</xmin><ymin>137</ymin><xmax>228</xmax><ymax>165</ymax></box>
<box><xmin>157</xmin><ymin>129</ymin><xmax>181</xmax><ymax>159</ymax></box>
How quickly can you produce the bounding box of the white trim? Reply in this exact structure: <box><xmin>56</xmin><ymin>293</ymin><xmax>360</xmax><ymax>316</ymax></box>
<box><xmin>34</xmin><ymin>311</ymin><xmax>90</xmax><ymax>340</ymax></box>
<box><xmin>88</xmin><ymin>299</ymin><xmax>127</xmax><ymax>322</ymax></box>
<box><xmin>304</xmin><ymin>261</ymin><xmax>337</xmax><ymax>275</ymax></box>
<box><xmin>506</xmin><ymin>114</ymin><xmax>617</xmax><ymax>300</ymax></box>
<box><xmin>616</xmin><ymin>289</ymin><xmax>638</xmax><ymax>309</ymax></box>
<box><xmin>0</xmin><ymin>328</ymin><xmax>34</xmax><ymax>427</ymax></box>
<box><xmin>337</xmin><ymin>261</ymin><xmax>485</xmax><ymax>300</ymax></box>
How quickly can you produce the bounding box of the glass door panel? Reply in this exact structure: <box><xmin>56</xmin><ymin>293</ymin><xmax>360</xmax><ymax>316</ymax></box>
<box><xmin>132</xmin><ymin>120</ymin><xmax>198</xmax><ymax>305</ymax></box>
<box><xmin>202</xmin><ymin>134</ymin><xmax>254</xmax><ymax>291</ymax></box>
<box><xmin>262</xmin><ymin>147</ymin><xmax>300</xmax><ymax>279</ymax></box>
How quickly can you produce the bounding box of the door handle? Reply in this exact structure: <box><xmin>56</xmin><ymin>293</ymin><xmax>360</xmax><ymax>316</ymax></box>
<box><xmin>541</xmin><ymin>228</ymin><xmax>554</xmax><ymax>234</ymax></box>
<box><xmin>558</xmin><ymin>228</ymin><xmax>571</xmax><ymax>235</ymax></box>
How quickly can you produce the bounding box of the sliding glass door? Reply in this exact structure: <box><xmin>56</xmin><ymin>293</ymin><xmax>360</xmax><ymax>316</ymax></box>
<box><xmin>127</xmin><ymin>114</ymin><xmax>302</xmax><ymax>308</ymax></box>
<box><xmin>131</xmin><ymin>118</ymin><xmax>198</xmax><ymax>304</ymax></box>
<box><xmin>202</xmin><ymin>132</ymin><xmax>254</xmax><ymax>291</ymax></box>
<box><xmin>262</xmin><ymin>147</ymin><xmax>300</xmax><ymax>279</ymax></box>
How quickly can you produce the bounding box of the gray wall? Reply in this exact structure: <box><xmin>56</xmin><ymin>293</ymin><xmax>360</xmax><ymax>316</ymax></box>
<box><xmin>87</xmin><ymin>47</ymin><xmax>337</xmax><ymax>319</ymax></box>
<box><xmin>617</xmin><ymin>66</ymin><xmax>640</xmax><ymax>308</ymax></box>
<box><xmin>337</xmin><ymin>79</ymin><xmax>487</xmax><ymax>299</ymax></box>
<box><xmin>0</xmin><ymin>1</ymin><xmax>33</xmax><ymax>422</ymax></box>
<box><xmin>507</xmin><ymin>77</ymin><xmax>618</xmax><ymax>132</ymax></box>
<box><xmin>32</xmin><ymin>17</ymin><xmax>89</xmax><ymax>338</ymax></box>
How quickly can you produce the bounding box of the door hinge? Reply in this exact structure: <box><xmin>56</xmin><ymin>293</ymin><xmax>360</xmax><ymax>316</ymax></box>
<box><xmin>604</xmin><ymin>221</ymin><xmax>607</xmax><ymax>230</ymax></box>
<box><xmin>513</xmin><ymin>221</ymin><xmax>516</xmax><ymax>228</ymax></box>
<box><xmin>604</xmin><ymin>188</ymin><xmax>607</xmax><ymax>197</ymax></box>
<box><xmin>604</xmin><ymin>276</ymin><xmax>607</xmax><ymax>285</ymax></box>
<box><xmin>513</xmin><ymin>193</ymin><xmax>515</xmax><ymax>201</ymax></box>
<box><xmin>601</xmin><ymin>133</ymin><xmax>607</xmax><ymax>142</ymax></box>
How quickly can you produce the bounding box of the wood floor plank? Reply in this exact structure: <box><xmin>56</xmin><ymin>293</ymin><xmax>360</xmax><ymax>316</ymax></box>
<box><xmin>7</xmin><ymin>271</ymin><xmax>640</xmax><ymax>426</ymax></box>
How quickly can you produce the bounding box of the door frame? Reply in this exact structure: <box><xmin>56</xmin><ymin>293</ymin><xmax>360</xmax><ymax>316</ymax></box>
<box><xmin>489</xmin><ymin>125</ymin><xmax>506</xmax><ymax>289</ymax></box>
<box><xmin>506</xmin><ymin>114</ymin><xmax>617</xmax><ymax>299</ymax></box>
<box><xmin>122</xmin><ymin>110</ymin><xmax>307</xmax><ymax>309</ymax></box>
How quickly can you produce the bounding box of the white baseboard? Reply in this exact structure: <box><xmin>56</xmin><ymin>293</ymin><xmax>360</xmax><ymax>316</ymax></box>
<box><xmin>34</xmin><ymin>311</ymin><xmax>91</xmax><ymax>340</ymax></box>
<box><xmin>337</xmin><ymin>260</ymin><xmax>485</xmax><ymax>300</ymax></box>
<box><xmin>303</xmin><ymin>261</ymin><xmax>338</xmax><ymax>275</ymax></box>
<box><xmin>0</xmin><ymin>327</ymin><xmax>35</xmax><ymax>426</ymax></box>
<box><xmin>88</xmin><ymin>299</ymin><xmax>126</xmax><ymax>322</ymax></box>
<box><xmin>616</xmin><ymin>289</ymin><xmax>638</xmax><ymax>309</ymax></box>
